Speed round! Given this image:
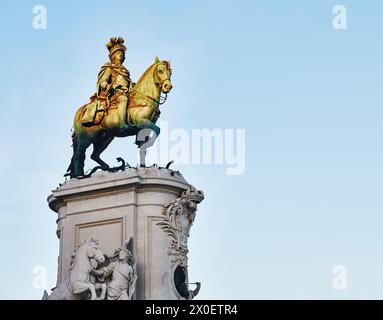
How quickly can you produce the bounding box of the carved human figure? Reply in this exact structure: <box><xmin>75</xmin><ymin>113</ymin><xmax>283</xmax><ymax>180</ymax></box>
<box><xmin>81</xmin><ymin>37</ymin><xmax>132</xmax><ymax>129</ymax></box>
<box><xmin>92</xmin><ymin>241</ymin><xmax>137</xmax><ymax>300</ymax></box>
<box><xmin>96</xmin><ymin>37</ymin><xmax>133</xmax><ymax>130</ymax></box>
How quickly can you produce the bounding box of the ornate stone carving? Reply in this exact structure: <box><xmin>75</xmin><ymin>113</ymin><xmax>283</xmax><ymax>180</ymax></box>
<box><xmin>92</xmin><ymin>239</ymin><xmax>137</xmax><ymax>300</ymax></box>
<box><xmin>44</xmin><ymin>239</ymin><xmax>137</xmax><ymax>300</ymax></box>
<box><xmin>44</xmin><ymin>239</ymin><xmax>106</xmax><ymax>300</ymax></box>
<box><xmin>157</xmin><ymin>187</ymin><xmax>204</xmax><ymax>267</ymax></box>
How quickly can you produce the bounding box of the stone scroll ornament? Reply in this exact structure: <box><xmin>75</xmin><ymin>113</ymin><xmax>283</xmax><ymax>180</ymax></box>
<box><xmin>157</xmin><ymin>186</ymin><xmax>204</xmax><ymax>299</ymax></box>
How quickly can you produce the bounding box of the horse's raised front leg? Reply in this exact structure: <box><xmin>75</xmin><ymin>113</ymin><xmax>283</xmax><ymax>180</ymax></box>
<box><xmin>88</xmin><ymin>283</ymin><xmax>97</xmax><ymax>300</ymax></box>
<box><xmin>91</xmin><ymin>135</ymin><xmax>114</xmax><ymax>169</ymax></box>
<box><xmin>135</xmin><ymin>119</ymin><xmax>160</xmax><ymax>147</ymax></box>
<box><xmin>138</xmin><ymin>119</ymin><xmax>160</xmax><ymax>136</ymax></box>
<box><xmin>135</xmin><ymin>120</ymin><xmax>160</xmax><ymax>167</ymax></box>
<box><xmin>99</xmin><ymin>283</ymin><xmax>107</xmax><ymax>300</ymax></box>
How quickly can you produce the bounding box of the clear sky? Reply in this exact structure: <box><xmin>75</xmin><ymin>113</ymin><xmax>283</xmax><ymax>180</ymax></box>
<box><xmin>0</xmin><ymin>0</ymin><xmax>383</xmax><ymax>299</ymax></box>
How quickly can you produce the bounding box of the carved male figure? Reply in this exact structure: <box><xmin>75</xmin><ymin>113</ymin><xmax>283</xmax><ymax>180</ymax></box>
<box><xmin>98</xmin><ymin>37</ymin><xmax>133</xmax><ymax>130</ymax></box>
<box><xmin>92</xmin><ymin>241</ymin><xmax>137</xmax><ymax>300</ymax></box>
<box><xmin>82</xmin><ymin>37</ymin><xmax>133</xmax><ymax>129</ymax></box>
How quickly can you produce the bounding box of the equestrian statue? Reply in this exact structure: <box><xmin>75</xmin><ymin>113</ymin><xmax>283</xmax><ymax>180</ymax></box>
<box><xmin>66</xmin><ymin>37</ymin><xmax>173</xmax><ymax>178</ymax></box>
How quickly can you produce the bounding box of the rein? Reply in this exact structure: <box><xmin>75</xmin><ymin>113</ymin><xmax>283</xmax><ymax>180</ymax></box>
<box><xmin>130</xmin><ymin>63</ymin><xmax>169</xmax><ymax>106</ymax></box>
<box><xmin>130</xmin><ymin>87</ymin><xmax>167</xmax><ymax>106</ymax></box>
<box><xmin>129</xmin><ymin>85</ymin><xmax>167</xmax><ymax>109</ymax></box>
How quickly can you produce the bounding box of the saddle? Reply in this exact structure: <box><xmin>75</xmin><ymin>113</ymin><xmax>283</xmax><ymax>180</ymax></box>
<box><xmin>80</xmin><ymin>94</ymin><xmax>107</xmax><ymax>127</ymax></box>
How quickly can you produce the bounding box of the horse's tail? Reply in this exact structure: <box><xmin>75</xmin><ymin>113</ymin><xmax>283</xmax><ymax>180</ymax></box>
<box><xmin>66</xmin><ymin>129</ymin><xmax>78</xmax><ymax>175</ymax></box>
<box><xmin>42</xmin><ymin>290</ymin><xmax>49</xmax><ymax>300</ymax></box>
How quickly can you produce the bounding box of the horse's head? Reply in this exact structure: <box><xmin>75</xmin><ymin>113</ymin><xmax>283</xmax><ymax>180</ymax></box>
<box><xmin>153</xmin><ymin>56</ymin><xmax>172</xmax><ymax>94</ymax></box>
<box><xmin>84</xmin><ymin>238</ymin><xmax>105</xmax><ymax>264</ymax></box>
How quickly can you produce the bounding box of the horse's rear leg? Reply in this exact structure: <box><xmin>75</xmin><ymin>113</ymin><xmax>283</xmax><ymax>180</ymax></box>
<box><xmin>91</xmin><ymin>136</ymin><xmax>114</xmax><ymax>169</ymax></box>
<box><xmin>73</xmin><ymin>137</ymin><xmax>91</xmax><ymax>177</ymax></box>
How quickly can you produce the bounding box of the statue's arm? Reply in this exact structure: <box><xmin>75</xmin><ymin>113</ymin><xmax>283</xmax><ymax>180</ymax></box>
<box><xmin>90</xmin><ymin>268</ymin><xmax>105</xmax><ymax>277</ymax></box>
<box><xmin>101</xmin><ymin>261</ymin><xmax>116</xmax><ymax>275</ymax></box>
<box><xmin>97</xmin><ymin>65</ymin><xmax>112</xmax><ymax>96</ymax></box>
<box><xmin>115</xmin><ymin>69</ymin><xmax>132</xmax><ymax>93</ymax></box>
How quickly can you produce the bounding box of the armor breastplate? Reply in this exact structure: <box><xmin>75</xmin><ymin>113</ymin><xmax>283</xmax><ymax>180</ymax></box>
<box><xmin>110</xmin><ymin>65</ymin><xmax>130</xmax><ymax>90</ymax></box>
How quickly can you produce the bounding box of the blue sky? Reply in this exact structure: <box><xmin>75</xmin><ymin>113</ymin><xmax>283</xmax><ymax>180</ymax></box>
<box><xmin>0</xmin><ymin>0</ymin><xmax>383</xmax><ymax>299</ymax></box>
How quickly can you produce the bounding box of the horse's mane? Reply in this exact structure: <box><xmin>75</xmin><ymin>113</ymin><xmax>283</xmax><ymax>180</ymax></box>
<box><xmin>136</xmin><ymin>63</ymin><xmax>156</xmax><ymax>85</ymax></box>
<box><xmin>135</xmin><ymin>60</ymin><xmax>171</xmax><ymax>86</ymax></box>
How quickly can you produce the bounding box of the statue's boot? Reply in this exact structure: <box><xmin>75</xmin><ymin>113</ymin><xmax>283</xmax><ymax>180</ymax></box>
<box><xmin>119</xmin><ymin>123</ymin><xmax>130</xmax><ymax>131</ymax></box>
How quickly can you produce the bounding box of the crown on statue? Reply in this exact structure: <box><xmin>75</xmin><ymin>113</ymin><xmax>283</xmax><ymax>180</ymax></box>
<box><xmin>106</xmin><ymin>36</ymin><xmax>127</xmax><ymax>58</ymax></box>
<box><xmin>181</xmin><ymin>187</ymin><xmax>204</xmax><ymax>204</ymax></box>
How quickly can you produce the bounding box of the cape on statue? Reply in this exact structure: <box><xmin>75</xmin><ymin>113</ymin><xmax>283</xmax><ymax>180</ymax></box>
<box><xmin>66</xmin><ymin>57</ymin><xmax>172</xmax><ymax>178</ymax></box>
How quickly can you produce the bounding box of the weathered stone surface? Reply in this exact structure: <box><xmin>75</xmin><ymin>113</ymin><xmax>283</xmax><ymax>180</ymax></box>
<box><xmin>48</xmin><ymin>167</ymin><xmax>203</xmax><ymax>300</ymax></box>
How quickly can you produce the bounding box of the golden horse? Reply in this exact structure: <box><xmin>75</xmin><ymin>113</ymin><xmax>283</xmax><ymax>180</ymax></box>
<box><xmin>67</xmin><ymin>58</ymin><xmax>172</xmax><ymax>178</ymax></box>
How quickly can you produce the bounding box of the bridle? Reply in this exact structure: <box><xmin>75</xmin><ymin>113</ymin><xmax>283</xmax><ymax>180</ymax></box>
<box><xmin>93</xmin><ymin>249</ymin><xmax>104</xmax><ymax>263</ymax></box>
<box><xmin>131</xmin><ymin>87</ymin><xmax>167</xmax><ymax>106</ymax></box>
<box><xmin>131</xmin><ymin>63</ymin><xmax>171</xmax><ymax>106</ymax></box>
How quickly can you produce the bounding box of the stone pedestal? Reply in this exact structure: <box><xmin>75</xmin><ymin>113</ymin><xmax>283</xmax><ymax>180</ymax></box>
<box><xmin>47</xmin><ymin>167</ymin><xmax>204</xmax><ymax>300</ymax></box>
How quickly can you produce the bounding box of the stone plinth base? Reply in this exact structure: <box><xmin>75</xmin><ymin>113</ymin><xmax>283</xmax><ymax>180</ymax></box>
<box><xmin>48</xmin><ymin>167</ymin><xmax>204</xmax><ymax>300</ymax></box>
